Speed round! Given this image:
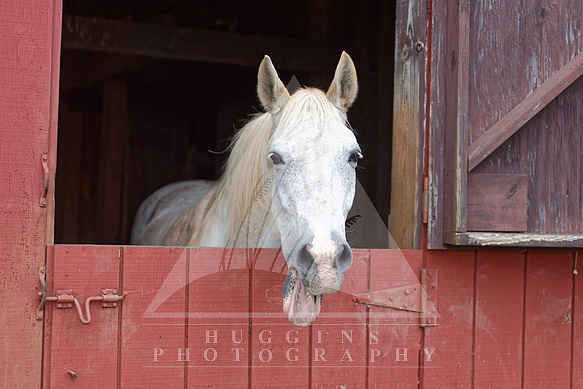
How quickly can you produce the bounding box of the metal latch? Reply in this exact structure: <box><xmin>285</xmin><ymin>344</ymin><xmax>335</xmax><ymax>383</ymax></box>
<box><xmin>353</xmin><ymin>269</ymin><xmax>438</xmax><ymax>327</ymax></box>
<box><xmin>36</xmin><ymin>267</ymin><xmax>126</xmax><ymax>325</ymax></box>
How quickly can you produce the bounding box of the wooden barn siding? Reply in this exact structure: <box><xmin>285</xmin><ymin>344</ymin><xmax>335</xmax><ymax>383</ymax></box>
<box><xmin>42</xmin><ymin>247</ymin><xmax>582</xmax><ymax>388</ymax></box>
<box><xmin>0</xmin><ymin>0</ymin><xmax>61</xmax><ymax>387</ymax></box>
<box><xmin>469</xmin><ymin>0</ymin><xmax>583</xmax><ymax>234</ymax></box>
<box><xmin>429</xmin><ymin>0</ymin><xmax>583</xmax><ymax>246</ymax></box>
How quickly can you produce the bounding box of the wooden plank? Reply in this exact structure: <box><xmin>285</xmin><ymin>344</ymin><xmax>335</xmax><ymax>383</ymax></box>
<box><xmin>573</xmin><ymin>252</ymin><xmax>583</xmax><ymax>387</ymax></box>
<box><xmin>466</xmin><ymin>173</ymin><xmax>528</xmax><ymax>232</ymax></box>
<box><xmin>389</xmin><ymin>0</ymin><xmax>427</xmax><ymax>250</ymax></box>
<box><xmin>187</xmin><ymin>248</ymin><xmax>249</xmax><ymax>388</ymax></box>
<box><xmin>62</xmin><ymin>15</ymin><xmax>338</xmax><ymax>73</ymax></box>
<box><xmin>427</xmin><ymin>0</ymin><xmax>448</xmax><ymax>249</ymax></box>
<box><xmin>422</xmin><ymin>250</ymin><xmax>475</xmax><ymax>387</ymax></box>
<box><xmin>250</xmin><ymin>248</ymin><xmax>309</xmax><ymax>388</ymax></box>
<box><xmin>309</xmin><ymin>249</ymin><xmax>369</xmax><ymax>388</ymax></box>
<box><xmin>0</xmin><ymin>0</ymin><xmax>61</xmax><ymax>387</ymax></box>
<box><xmin>442</xmin><ymin>0</ymin><xmax>470</xmax><ymax>237</ymax></box>
<box><xmin>45</xmin><ymin>246</ymin><xmax>121</xmax><ymax>388</ymax></box>
<box><xmin>473</xmin><ymin>251</ymin><xmax>524</xmax><ymax>388</ymax></box>
<box><xmin>445</xmin><ymin>232</ymin><xmax>583</xmax><ymax>248</ymax></box>
<box><xmin>120</xmin><ymin>246</ymin><xmax>187</xmax><ymax>388</ymax></box>
<box><xmin>96</xmin><ymin>78</ymin><xmax>129</xmax><ymax>244</ymax></box>
<box><xmin>368</xmin><ymin>250</ymin><xmax>423</xmax><ymax>387</ymax></box>
<box><xmin>523</xmin><ymin>251</ymin><xmax>573</xmax><ymax>388</ymax></box>
<box><xmin>468</xmin><ymin>50</ymin><xmax>583</xmax><ymax>171</ymax></box>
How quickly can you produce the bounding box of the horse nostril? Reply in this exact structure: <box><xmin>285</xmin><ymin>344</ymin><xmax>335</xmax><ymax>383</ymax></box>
<box><xmin>297</xmin><ymin>244</ymin><xmax>315</xmax><ymax>274</ymax></box>
<box><xmin>336</xmin><ymin>243</ymin><xmax>352</xmax><ymax>273</ymax></box>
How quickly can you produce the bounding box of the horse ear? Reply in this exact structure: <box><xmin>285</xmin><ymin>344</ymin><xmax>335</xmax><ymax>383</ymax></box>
<box><xmin>327</xmin><ymin>51</ymin><xmax>358</xmax><ymax>110</ymax></box>
<box><xmin>257</xmin><ymin>55</ymin><xmax>290</xmax><ymax>112</ymax></box>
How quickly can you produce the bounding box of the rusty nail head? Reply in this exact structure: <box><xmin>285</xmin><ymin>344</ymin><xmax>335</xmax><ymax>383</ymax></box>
<box><xmin>427</xmin><ymin>272</ymin><xmax>432</xmax><ymax>278</ymax></box>
<box><xmin>57</xmin><ymin>303</ymin><xmax>62</xmax><ymax>308</ymax></box>
<box><xmin>389</xmin><ymin>296</ymin><xmax>394</xmax><ymax>301</ymax></box>
<box><xmin>431</xmin><ymin>308</ymin><xmax>436</xmax><ymax>313</ymax></box>
<box><xmin>102</xmin><ymin>303</ymin><xmax>107</xmax><ymax>308</ymax></box>
<box><xmin>432</xmin><ymin>284</ymin><xmax>436</xmax><ymax>289</ymax></box>
<box><xmin>112</xmin><ymin>302</ymin><xmax>117</xmax><ymax>307</ymax></box>
<box><xmin>67</xmin><ymin>303</ymin><xmax>72</xmax><ymax>308</ymax></box>
<box><xmin>405</xmin><ymin>289</ymin><xmax>410</xmax><ymax>295</ymax></box>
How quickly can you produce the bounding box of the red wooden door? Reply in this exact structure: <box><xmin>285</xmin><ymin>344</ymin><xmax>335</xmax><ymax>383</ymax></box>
<box><xmin>41</xmin><ymin>247</ymin><xmax>429</xmax><ymax>388</ymax></box>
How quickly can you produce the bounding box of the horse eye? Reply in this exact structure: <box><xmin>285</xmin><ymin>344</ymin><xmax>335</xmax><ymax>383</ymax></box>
<box><xmin>349</xmin><ymin>151</ymin><xmax>362</xmax><ymax>165</ymax></box>
<box><xmin>269</xmin><ymin>152</ymin><xmax>284</xmax><ymax>165</ymax></box>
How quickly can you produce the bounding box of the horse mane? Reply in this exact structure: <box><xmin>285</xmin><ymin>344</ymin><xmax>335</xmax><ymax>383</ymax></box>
<box><xmin>200</xmin><ymin>87</ymin><xmax>347</xmax><ymax>243</ymax></box>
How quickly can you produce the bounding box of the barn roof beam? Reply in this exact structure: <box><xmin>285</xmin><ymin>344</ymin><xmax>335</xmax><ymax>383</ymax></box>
<box><xmin>61</xmin><ymin>15</ymin><xmax>339</xmax><ymax>73</ymax></box>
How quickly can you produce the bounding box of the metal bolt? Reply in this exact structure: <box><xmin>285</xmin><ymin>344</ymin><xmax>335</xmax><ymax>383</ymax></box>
<box><xmin>68</xmin><ymin>370</ymin><xmax>77</xmax><ymax>377</ymax></box>
<box><xmin>415</xmin><ymin>40</ymin><xmax>425</xmax><ymax>52</ymax></box>
<box><xmin>57</xmin><ymin>303</ymin><xmax>62</xmax><ymax>308</ymax></box>
<box><xmin>67</xmin><ymin>290</ymin><xmax>72</xmax><ymax>295</ymax></box>
<box><xmin>112</xmin><ymin>302</ymin><xmax>117</xmax><ymax>307</ymax></box>
<box><xmin>67</xmin><ymin>303</ymin><xmax>72</xmax><ymax>308</ymax></box>
<box><xmin>405</xmin><ymin>289</ymin><xmax>410</xmax><ymax>295</ymax></box>
<box><xmin>427</xmin><ymin>319</ymin><xmax>432</xmax><ymax>324</ymax></box>
<box><xmin>113</xmin><ymin>290</ymin><xmax>117</xmax><ymax>294</ymax></box>
<box><xmin>57</xmin><ymin>291</ymin><xmax>62</xmax><ymax>296</ymax></box>
<box><xmin>102</xmin><ymin>303</ymin><xmax>107</xmax><ymax>308</ymax></box>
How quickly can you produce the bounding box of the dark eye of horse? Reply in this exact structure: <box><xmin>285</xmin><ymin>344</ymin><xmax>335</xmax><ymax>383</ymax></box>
<box><xmin>269</xmin><ymin>152</ymin><xmax>284</xmax><ymax>165</ymax></box>
<box><xmin>349</xmin><ymin>151</ymin><xmax>362</xmax><ymax>165</ymax></box>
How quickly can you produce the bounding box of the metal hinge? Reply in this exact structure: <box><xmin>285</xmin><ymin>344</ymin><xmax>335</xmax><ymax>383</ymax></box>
<box><xmin>36</xmin><ymin>267</ymin><xmax>126</xmax><ymax>325</ymax></box>
<box><xmin>422</xmin><ymin>176</ymin><xmax>429</xmax><ymax>224</ymax></box>
<box><xmin>353</xmin><ymin>269</ymin><xmax>438</xmax><ymax>327</ymax></box>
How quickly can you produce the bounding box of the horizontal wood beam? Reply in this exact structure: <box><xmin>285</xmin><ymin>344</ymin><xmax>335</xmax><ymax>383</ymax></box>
<box><xmin>444</xmin><ymin>232</ymin><xmax>583</xmax><ymax>248</ymax></box>
<box><xmin>467</xmin><ymin>49</ymin><xmax>583</xmax><ymax>171</ymax></box>
<box><xmin>61</xmin><ymin>15</ymin><xmax>339</xmax><ymax>73</ymax></box>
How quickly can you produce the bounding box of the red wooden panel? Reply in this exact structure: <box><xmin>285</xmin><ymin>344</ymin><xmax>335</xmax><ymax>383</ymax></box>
<box><xmin>368</xmin><ymin>250</ymin><xmax>423</xmax><ymax>388</ymax></box>
<box><xmin>523</xmin><ymin>251</ymin><xmax>573</xmax><ymax>388</ymax></box>
<box><xmin>422</xmin><ymin>250</ymin><xmax>475</xmax><ymax>388</ymax></box>
<box><xmin>473</xmin><ymin>251</ymin><xmax>524</xmax><ymax>387</ymax></box>
<box><xmin>120</xmin><ymin>246</ymin><xmax>187</xmax><ymax>388</ymax></box>
<box><xmin>466</xmin><ymin>174</ymin><xmax>528</xmax><ymax>232</ymax></box>
<box><xmin>573</xmin><ymin>252</ymin><xmax>583</xmax><ymax>387</ymax></box>
<box><xmin>310</xmin><ymin>249</ymin><xmax>369</xmax><ymax>388</ymax></box>
<box><xmin>250</xmin><ymin>248</ymin><xmax>310</xmax><ymax>388</ymax></box>
<box><xmin>44</xmin><ymin>246</ymin><xmax>120</xmax><ymax>388</ymax></box>
<box><xmin>187</xmin><ymin>248</ymin><xmax>250</xmax><ymax>388</ymax></box>
<box><xmin>0</xmin><ymin>0</ymin><xmax>61</xmax><ymax>386</ymax></box>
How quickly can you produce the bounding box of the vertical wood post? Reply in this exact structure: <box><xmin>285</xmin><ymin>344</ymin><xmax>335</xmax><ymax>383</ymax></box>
<box><xmin>97</xmin><ymin>78</ymin><xmax>129</xmax><ymax>244</ymax></box>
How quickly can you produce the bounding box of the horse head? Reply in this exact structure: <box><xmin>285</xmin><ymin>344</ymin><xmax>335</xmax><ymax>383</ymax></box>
<box><xmin>258</xmin><ymin>52</ymin><xmax>361</xmax><ymax>326</ymax></box>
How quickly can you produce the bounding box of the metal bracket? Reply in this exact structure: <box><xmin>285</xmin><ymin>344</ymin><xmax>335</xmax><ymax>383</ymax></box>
<box><xmin>36</xmin><ymin>268</ymin><xmax>126</xmax><ymax>325</ymax></box>
<box><xmin>353</xmin><ymin>269</ymin><xmax>438</xmax><ymax>327</ymax></box>
<box><xmin>40</xmin><ymin>154</ymin><xmax>49</xmax><ymax>207</ymax></box>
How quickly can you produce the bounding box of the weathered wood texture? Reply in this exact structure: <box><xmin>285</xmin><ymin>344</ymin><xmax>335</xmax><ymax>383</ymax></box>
<box><xmin>0</xmin><ymin>0</ymin><xmax>61</xmax><ymax>387</ymax></box>
<box><xmin>389</xmin><ymin>0</ymin><xmax>427</xmax><ymax>250</ymax></box>
<box><xmin>466</xmin><ymin>173</ymin><xmax>528</xmax><ymax>232</ymax></box>
<box><xmin>430</xmin><ymin>0</ymin><xmax>583</xmax><ymax>247</ymax></box>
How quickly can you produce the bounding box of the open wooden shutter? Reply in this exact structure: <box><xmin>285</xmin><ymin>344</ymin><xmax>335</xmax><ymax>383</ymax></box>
<box><xmin>429</xmin><ymin>0</ymin><xmax>583</xmax><ymax>248</ymax></box>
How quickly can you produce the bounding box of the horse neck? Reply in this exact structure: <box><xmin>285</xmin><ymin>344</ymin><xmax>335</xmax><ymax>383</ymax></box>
<box><xmin>193</xmin><ymin>113</ymin><xmax>280</xmax><ymax>248</ymax></box>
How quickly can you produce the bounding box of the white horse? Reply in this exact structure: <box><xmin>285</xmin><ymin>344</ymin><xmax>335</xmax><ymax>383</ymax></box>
<box><xmin>131</xmin><ymin>52</ymin><xmax>361</xmax><ymax>326</ymax></box>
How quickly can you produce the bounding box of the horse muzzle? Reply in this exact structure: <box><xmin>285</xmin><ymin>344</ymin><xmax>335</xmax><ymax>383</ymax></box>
<box><xmin>282</xmin><ymin>233</ymin><xmax>353</xmax><ymax>326</ymax></box>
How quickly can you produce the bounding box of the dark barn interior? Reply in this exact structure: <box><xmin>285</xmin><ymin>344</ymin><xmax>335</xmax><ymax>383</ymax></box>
<box><xmin>55</xmin><ymin>0</ymin><xmax>396</xmax><ymax>245</ymax></box>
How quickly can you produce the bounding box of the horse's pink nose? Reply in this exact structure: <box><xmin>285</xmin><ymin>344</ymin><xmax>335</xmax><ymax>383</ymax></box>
<box><xmin>297</xmin><ymin>234</ymin><xmax>352</xmax><ymax>279</ymax></box>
